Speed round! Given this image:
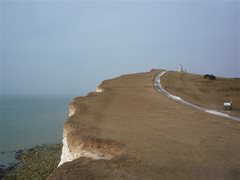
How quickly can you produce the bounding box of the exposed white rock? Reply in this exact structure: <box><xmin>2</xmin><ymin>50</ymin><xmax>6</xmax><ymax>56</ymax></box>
<box><xmin>58</xmin><ymin>128</ymin><xmax>113</xmax><ymax>166</ymax></box>
<box><xmin>68</xmin><ymin>103</ymin><xmax>76</xmax><ymax>117</ymax></box>
<box><xmin>58</xmin><ymin>89</ymin><xmax>113</xmax><ymax>167</ymax></box>
<box><xmin>96</xmin><ymin>87</ymin><xmax>104</xmax><ymax>92</ymax></box>
<box><xmin>58</xmin><ymin>130</ymin><xmax>74</xmax><ymax>166</ymax></box>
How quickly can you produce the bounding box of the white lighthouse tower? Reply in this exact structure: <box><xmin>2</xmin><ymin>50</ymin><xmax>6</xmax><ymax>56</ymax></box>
<box><xmin>178</xmin><ymin>64</ymin><xmax>183</xmax><ymax>72</ymax></box>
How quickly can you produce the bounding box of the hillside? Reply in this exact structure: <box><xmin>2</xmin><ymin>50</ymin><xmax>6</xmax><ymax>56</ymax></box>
<box><xmin>48</xmin><ymin>70</ymin><xmax>240</xmax><ymax>180</ymax></box>
<box><xmin>161</xmin><ymin>71</ymin><xmax>240</xmax><ymax>117</ymax></box>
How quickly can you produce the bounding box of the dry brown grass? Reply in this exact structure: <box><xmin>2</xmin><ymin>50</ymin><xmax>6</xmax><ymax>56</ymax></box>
<box><xmin>48</xmin><ymin>70</ymin><xmax>240</xmax><ymax>180</ymax></box>
<box><xmin>161</xmin><ymin>71</ymin><xmax>240</xmax><ymax>117</ymax></box>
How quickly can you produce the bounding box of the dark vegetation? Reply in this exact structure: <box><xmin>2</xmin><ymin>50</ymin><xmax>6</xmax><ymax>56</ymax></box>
<box><xmin>203</xmin><ymin>74</ymin><xmax>216</xmax><ymax>80</ymax></box>
<box><xmin>2</xmin><ymin>144</ymin><xmax>61</xmax><ymax>180</ymax></box>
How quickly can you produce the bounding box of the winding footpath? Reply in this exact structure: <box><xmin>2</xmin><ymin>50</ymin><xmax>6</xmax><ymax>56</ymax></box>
<box><xmin>154</xmin><ymin>71</ymin><xmax>240</xmax><ymax>122</ymax></box>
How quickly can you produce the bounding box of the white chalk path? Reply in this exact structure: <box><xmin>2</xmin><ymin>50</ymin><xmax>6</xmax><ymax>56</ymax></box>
<box><xmin>154</xmin><ymin>71</ymin><xmax>240</xmax><ymax>122</ymax></box>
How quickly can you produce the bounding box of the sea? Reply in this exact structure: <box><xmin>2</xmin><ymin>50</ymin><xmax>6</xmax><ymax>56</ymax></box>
<box><xmin>0</xmin><ymin>95</ymin><xmax>73</xmax><ymax>166</ymax></box>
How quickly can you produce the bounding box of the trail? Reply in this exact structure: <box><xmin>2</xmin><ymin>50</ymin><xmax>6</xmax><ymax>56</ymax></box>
<box><xmin>154</xmin><ymin>71</ymin><xmax>240</xmax><ymax>122</ymax></box>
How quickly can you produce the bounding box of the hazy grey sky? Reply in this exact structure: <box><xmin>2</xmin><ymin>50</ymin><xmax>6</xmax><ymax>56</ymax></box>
<box><xmin>1</xmin><ymin>1</ymin><xmax>239</xmax><ymax>96</ymax></box>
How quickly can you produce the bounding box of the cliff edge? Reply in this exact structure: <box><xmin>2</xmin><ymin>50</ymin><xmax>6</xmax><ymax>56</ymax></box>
<box><xmin>49</xmin><ymin>70</ymin><xmax>240</xmax><ymax>179</ymax></box>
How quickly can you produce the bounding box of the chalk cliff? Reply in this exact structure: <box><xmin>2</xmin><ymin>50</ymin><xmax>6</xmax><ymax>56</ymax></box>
<box><xmin>49</xmin><ymin>70</ymin><xmax>240</xmax><ymax>179</ymax></box>
<box><xmin>58</xmin><ymin>87</ymin><xmax>125</xmax><ymax>167</ymax></box>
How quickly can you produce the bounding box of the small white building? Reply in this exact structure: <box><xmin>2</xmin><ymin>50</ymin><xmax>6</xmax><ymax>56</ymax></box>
<box><xmin>178</xmin><ymin>64</ymin><xmax>183</xmax><ymax>72</ymax></box>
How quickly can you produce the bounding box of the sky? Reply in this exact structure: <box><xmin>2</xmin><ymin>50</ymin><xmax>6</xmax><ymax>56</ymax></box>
<box><xmin>0</xmin><ymin>1</ymin><xmax>239</xmax><ymax>96</ymax></box>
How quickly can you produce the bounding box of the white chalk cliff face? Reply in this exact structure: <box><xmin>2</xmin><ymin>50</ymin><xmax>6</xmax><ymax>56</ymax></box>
<box><xmin>68</xmin><ymin>103</ymin><xmax>76</xmax><ymax>117</ymax></box>
<box><xmin>58</xmin><ymin>87</ymin><xmax>112</xmax><ymax>166</ymax></box>
<box><xmin>49</xmin><ymin>70</ymin><xmax>240</xmax><ymax>180</ymax></box>
<box><xmin>58</xmin><ymin>129</ymin><xmax>73</xmax><ymax>166</ymax></box>
<box><xmin>96</xmin><ymin>86</ymin><xmax>104</xmax><ymax>93</ymax></box>
<box><xmin>58</xmin><ymin>125</ymin><xmax>112</xmax><ymax>166</ymax></box>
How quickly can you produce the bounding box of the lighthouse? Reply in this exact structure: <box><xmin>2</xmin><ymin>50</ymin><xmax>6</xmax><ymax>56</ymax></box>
<box><xmin>178</xmin><ymin>64</ymin><xmax>183</xmax><ymax>72</ymax></box>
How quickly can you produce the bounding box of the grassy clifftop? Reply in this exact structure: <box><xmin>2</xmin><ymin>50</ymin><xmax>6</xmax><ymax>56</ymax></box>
<box><xmin>49</xmin><ymin>69</ymin><xmax>240</xmax><ymax>179</ymax></box>
<box><xmin>161</xmin><ymin>71</ymin><xmax>240</xmax><ymax>117</ymax></box>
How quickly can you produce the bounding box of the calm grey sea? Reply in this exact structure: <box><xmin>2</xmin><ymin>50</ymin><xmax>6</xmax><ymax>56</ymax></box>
<box><xmin>0</xmin><ymin>95</ymin><xmax>72</xmax><ymax>165</ymax></box>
